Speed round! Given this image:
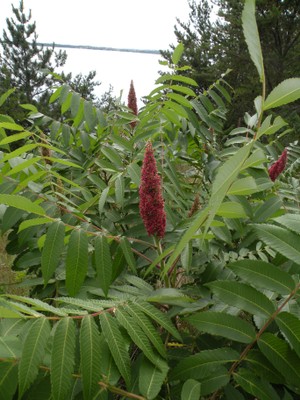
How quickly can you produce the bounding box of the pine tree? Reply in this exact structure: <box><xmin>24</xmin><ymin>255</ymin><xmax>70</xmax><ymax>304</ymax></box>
<box><xmin>0</xmin><ymin>1</ymin><xmax>67</xmax><ymax>114</ymax></box>
<box><xmin>162</xmin><ymin>0</ymin><xmax>300</xmax><ymax>136</ymax></box>
<box><xmin>0</xmin><ymin>1</ymin><xmax>107</xmax><ymax>119</ymax></box>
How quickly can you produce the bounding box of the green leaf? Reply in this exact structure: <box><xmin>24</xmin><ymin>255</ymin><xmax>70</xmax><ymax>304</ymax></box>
<box><xmin>80</xmin><ymin>316</ymin><xmax>102</xmax><ymax>400</ymax></box>
<box><xmin>0</xmin><ymin>122</ymin><xmax>24</xmax><ymax>132</ymax></box>
<box><xmin>181</xmin><ymin>379</ymin><xmax>201</xmax><ymax>400</ymax></box>
<box><xmin>98</xmin><ymin>187</ymin><xmax>109</xmax><ymax>214</ymax></box>
<box><xmin>258</xmin><ymin>332</ymin><xmax>300</xmax><ymax>387</ymax></box>
<box><xmin>207</xmin><ymin>281</ymin><xmax>275</xmax><ymax>317</ymax></box>
<box><xmin>120</xmin><ymin>237</ymin><xmax>137</xmax><ymax>273</ymax></box>
<box><xmin>0</xmin><ymin>298</ymin><xmax>25</xmax><ymax>318</ymax></box>
<box><xmin>0</xmin><ymin>88</ymin><xmax>16</xmax><ymax>107</ymax></box>
<box><xmin>127</xmin><ymin>162</ymin><xmax>141</xmax><ymax>186</ymax></box>
<box><xmin>164</xmin><ymin>207</ymin><xmax>210</xmax><ymax>275</ymax></box>
<box><xmin>0</xmin><ymin>336</ymin><xmax>22</xmax><ymax>358</ymax></box>
<box><xmin>264</xmin><ymin>78</ymin><xmax>300</xmax><ymax>110</ymax></box>
<box><xmin>185</xmin><ymin>311</ymin><xmax>256</xmax><ymax>343</ymax></box>
<box><xmin>170</xmin><ymin>348</ymin><xmax>238</xmax><ymax>381</ymax></box>
<box><xmin>246</xmin><ymin>350</ymin><xmax>285</xmax><ymax>383</ymax></box>
<box><xmin>94</xmin><ymin>236</ymin><xmax>112</xmax><ymax>297</ymax></box>
<box><xmin>234</xmin><ymin>369</ymin><xmax>280</xmax><ymax>400</ymax></box>
<box><xmin>6</xmin><ymin>156</ymin><xmax>41</xmax><ymax>176</ymax></box>
<box><xmin>227</xmin><ymin>177</ymin><xmax>258</xmax><ymax>196</ymax></box>
<box><xmin>51</xmin><ymin>318</ymin><xmax>76</xmax><ymax>400</ymax></box>
<box><xmin>133</xmin><ymin>300</ymin><xmax>181</xmax><ymax>341</ymax></box>
<box><xmin>66</xmin><ymin>229</ymin><xmax>89</xmax><ymax>296</ymax></box>
<box><xmin>101</xmin><ymin>146</ymin><xmax>123</xmax><ymax>169</ymax></box>
<box><xmin>4</xmin><ymin>295</ymin><xmax>68</xmax><ymax>317</ymax></box>
<box><xmin>138</xmin><ymin>355</ymin><xmax>169</xmax><ymax>400</ymax></box>
<box><xmin>0</xmin><ymin>194</ymin><xmax>45</xmax><ymax>215</ymax></box>
<box><xmin>116</xmin><ymin>308</ymin><xmax>164</xmax><ymax>368</ymax></box>
<box><xmin>172</xmin><ymin>43</ymin><xmax>184</xmax><ymax>65</ymax></box>
<box><xmin>253</xmin><ymin>197</ymin><xmax>282</xmax><ymax>222</ymax></box>
<box><xmin>170</xmin><ymin>85</ymin><xmax>196</xmax><ymax>97</ymax></box>
<box><xmin>253</xmin><ymin>224</ymin><xmax>300</xmax><ymax>265</ymax></box>
<box><xmin>18</xmin><ymin>318</ymin><xmax>51</xmax><ymax>398</ymax></box>
<box><xmin>41</xmin><ymin>221</ymin><xmax>65</xmax><ymax>285</ymax></box>
<box><xmin>115</xmin><ymin>175</ymin><xmax>124</xmax><ymax>207</ymax></box>
<box><xmin>206</xmin><ymin>144</ymin><xmax>252</xmax><ymax>226</ymax></box>
<box><xmin>18</xmin><ymin>217</ymin><xmax>51</xmax><ymax>233</ymax></box>
<box><xmin>166</xmin><ymin>92</ymin><xmax>192</xmax><ymax>108</ymax></box>
<box><xmin>156</xmin><ymin>73</ymin><xmax>198</xmax><ymax>87</ymax></box>
<box><xmin>99</xmin><ymin>313</ymin><xmax>131</xmax><ymax>387</ymax></box>
<box><xmin>0</xmin><ymin>362</ymin><xmax>18</xmax><ymax>400</ymax></box>
<box><xmin>84</xmin><ymin>100</ymin><xmax>96</xmax><ymax>130</ymax></box>
<box><xmin>99</xmin><ymin>336</ymin><xmax>120</xmax><ymax>385</ymax></box>
<box><xmin>200</xmin><ymin>366</ymin><xmax>230</xmax><ymax>396</ymax></box>
<box><xmin>216</xmin><ymin>201</ymin><xmax>247</xmax><ymax>218</ymax></box>
<box><xmin>0</xmin><ymin>131</ymin><xmax>31</xmax><ymax>145</ymax></box>
<box><xmin>49</xmin><ymin>86</ymin><xmax>63</xmax><ymax>104</ymax></box>
<box><xmin>276</xmin><ymin>312</ymin><xmax>300</xmax><ymax>359</ymax></box>
<box><xmin>256</xmin><ymin>115</ymin><xmax>287</xmax><ymax>139</ymax></box>
<box><xmin>126</xmin><ymin>302</ymin><xmax>166</xmax><ymax>358</ymax></box>
<box><xmin>242</xmin><ymin>0</ymin><xmax>264</xmax><ymax>81</ymax></box>
<box><xmin>274</xmin><ymin>214</ymin><xmax>300</xmax><ymax>235</ymax></box>
<box><xmin>61</xmin><ymin>92</ymin><xmax>72</xmax><ymax>114</ymax></box>
<box><xmin>228</xmin><ymin>260</ymin><xmax>295</xmax><ymax>295</ymax></box>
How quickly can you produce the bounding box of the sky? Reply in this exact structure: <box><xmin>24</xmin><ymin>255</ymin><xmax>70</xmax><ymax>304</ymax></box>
<box><xmin>1</xmin><ymin>0</ymin><xmax>191</xmax><ymax>105</ymax></box>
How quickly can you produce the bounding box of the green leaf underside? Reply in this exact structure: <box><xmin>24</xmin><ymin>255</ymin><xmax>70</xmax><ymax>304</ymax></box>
<box><xmin>138</xmin><ymin>355</ymin><xmax>169</xmax><ymax>400</ymax></box>
<box><xmin>133</xmin><ymin>300</ymin><xmax>181</xmax><ymax>341</ymax></box>
<box><xmin>242</xmin><ymin>0</ymin><xmax>264</xmax><ymax>81</ymax></box>
<box><xmin>51</xmin><ymin>318</ymin><xmax>76</xmax><ymax>400</ymax></box>
<box><xmin>80</xmin><ymin>316</ymin><xmax>102</xmax><ymax>400</ymax></box>
<box><xmin>18</xmin><ymin>318</ymin><xmax>51</xmax><ymax>398</ymax></box>
<box><xmin>125</xmin><ymin>302</ymin><xmax>166</xmax><ymax>358</ymax></box>
<box><xmin>207</xmin><ymin>281</ymin><xmax>275</xmax><ymax>317</ymax></box>
<box><xmin>116</xmin><ymin>308</ymin><xmax>164</xmax><ymax>369</ymax></box>
<box><xmin>99</xmin><ymin>313</ymin><xmax>131</xmax><ymax>387</ymax></box>
<box><xmin>264</xmin><ymin>78</ymin><xmax>300</xmax><ymax>110</ymax></box>
<box><xmin>186</xmin><ymin>311</ymin><xmax>256</xmax><ymax>343</ymax></box>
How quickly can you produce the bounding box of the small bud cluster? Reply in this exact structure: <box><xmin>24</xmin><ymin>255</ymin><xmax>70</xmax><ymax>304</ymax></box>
<box><xmin>188</xmin><ymin>193</ymin><xmax>200</xmax><ymax>217</ymax></box>
<box><xmin>139</xmin><ymin>142</ymin><xmax>166</xmax><ymax>238</ymax></box>
<box><xmin>268</xmin><ymin>148</ymin><xmax>288</xmax><ymax>181</ymax></box>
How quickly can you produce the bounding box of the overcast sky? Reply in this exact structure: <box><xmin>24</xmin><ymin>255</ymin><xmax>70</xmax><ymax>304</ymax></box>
<box><xmin>1</xmin><ymin>0</ymin><xmax>191</xmax><ymax>104</ymax></box>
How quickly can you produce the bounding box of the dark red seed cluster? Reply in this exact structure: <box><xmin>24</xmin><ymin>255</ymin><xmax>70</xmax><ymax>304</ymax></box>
<box><xmin>139</xmin><ymin>141</ymin><xmax>166</xmax><ymax>238</ymax></box>
<box><xmin>128</xmin><ymin>80</ymin><xmax>138</xmax><ymax>128</ymax></box>
<box><xmin>268</xmin><ymin>148</ymin><xmax>288</xmax><ymax>181</ymax></box>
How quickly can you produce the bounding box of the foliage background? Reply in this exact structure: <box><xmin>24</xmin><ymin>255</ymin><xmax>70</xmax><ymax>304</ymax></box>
<box><xmin>0</xmin><ymin>0</ymin><xmax>300</xmax><ymax>399</ymax></box>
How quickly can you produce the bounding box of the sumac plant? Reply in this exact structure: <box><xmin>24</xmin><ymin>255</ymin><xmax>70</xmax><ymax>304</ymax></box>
<box><xmin>1</xmin><ymin>1</ymin><xmax>300</xmax><ymax>399</ymax></box>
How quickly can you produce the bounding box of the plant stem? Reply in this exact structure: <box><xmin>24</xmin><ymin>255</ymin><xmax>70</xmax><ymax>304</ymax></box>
<box><xmin>154</xmin><ymin>236</ymin><xmax>169</xmax><ymax>287</ymax></box>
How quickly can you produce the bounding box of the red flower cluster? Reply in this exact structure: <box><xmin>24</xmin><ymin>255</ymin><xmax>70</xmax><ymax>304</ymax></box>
<box><xmin>139</xmin><ymin>142</ymin><xmax>166</xmax><ymax>238</ymax></box>
<box><xmin>268</xmin><ymin>148</ymin><xmax>288</xmax><ymax>181</ymax></box>
<box><xmin>128</xmin><ymin>80</ymin><xmax>138</xmax><ymax>128</ymax></box>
